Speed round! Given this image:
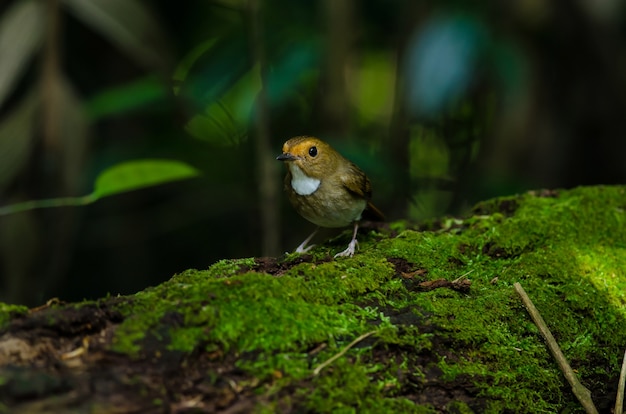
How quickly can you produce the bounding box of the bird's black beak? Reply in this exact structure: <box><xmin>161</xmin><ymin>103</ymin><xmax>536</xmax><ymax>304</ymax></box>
<box><xmin>276</xmin><ymin>153</ymin><xmax>298</xmax><ymax>161</ymax></box>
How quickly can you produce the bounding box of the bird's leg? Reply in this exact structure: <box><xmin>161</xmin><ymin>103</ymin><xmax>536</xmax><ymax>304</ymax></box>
<box><xmin>295</xmin><ymin>227</ymin><xmax>319</xmax><ymax>253</ymax></box>
<box><xmin>334</xmin><ymin>222</ymin><xmax>359</xmax><ymax>258</ymax></box>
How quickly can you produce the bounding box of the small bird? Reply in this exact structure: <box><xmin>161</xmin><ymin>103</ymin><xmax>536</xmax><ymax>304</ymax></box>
<box><xmin>276</xmin><ymin>136</ymin><xmax>384</xmax><ymax>257</ymax></box>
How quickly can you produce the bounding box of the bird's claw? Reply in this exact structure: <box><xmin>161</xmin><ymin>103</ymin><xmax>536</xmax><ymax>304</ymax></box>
<box><xmin>293</xmin><ymin>228</ymin><xmax>319</xmax><ymax>254</ymax></box>
<box><xmin>295</xmin><ymin>244</ymin><xmax>316</xmax><ymax>254</ymax></box>
<box><xmin>334</xmin><ymin>239</ymin><xmax>359</xmax><ymax>258</ymax></box>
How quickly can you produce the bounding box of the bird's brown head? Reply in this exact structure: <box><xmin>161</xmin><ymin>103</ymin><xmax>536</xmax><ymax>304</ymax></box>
<box><xmin>276</xmin><ymin>136</ymin><xmax>340</xmax><ymax>178</ymax></box>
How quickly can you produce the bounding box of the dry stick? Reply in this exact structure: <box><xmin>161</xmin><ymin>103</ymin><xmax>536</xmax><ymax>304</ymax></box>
<box><xmin>513</xmin><ymin>282</ymin><xmax>598</xmax><ymax>414</ymax></box>
<box><xmin>616</xmin><ymin>349</ymin><xmax>626</xmax><ymax>414</ymax></box>
<box><xmin>313</xmin><ymin>331</ymin><xmax>376</xmax><ymax>376</ymax></box>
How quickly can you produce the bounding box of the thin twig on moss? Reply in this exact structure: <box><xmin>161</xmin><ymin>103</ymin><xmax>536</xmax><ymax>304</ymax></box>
<box><xmin>615</xmin><ymin>349</ymin><xmax>626</xmax><ymax>414</ymax></box>
<box><xmin>514</xmin><ymin>282</ymin><xmax>598</xmax><ymax>414</ymax></box>
<box><xmin>312</xmin><ymin>331</ymin><xmax>376</xmax><ymax>376</ymax></box>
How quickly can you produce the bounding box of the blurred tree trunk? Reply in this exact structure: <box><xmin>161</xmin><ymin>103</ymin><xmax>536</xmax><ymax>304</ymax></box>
<box><xmin>321</xmin><ymin>0</ymin><xmax>353</xmax><ymax>137</ymax></box>
<box><xmin>249</xmin><ymin>0</ymin><xmax>280</xmax><ymax>256</ymax></box>
<box><xmin>40</xmin><ymin>0</ymin><xmax>75</xmax><ymax>302</ymax></box>
<box><xmin>388</xmin><ymin>6</ymin><xmax>418</xmax><ymax>220</ymax></box>
<box><xmin>388</xmin><ymin>49</ymin><xmax>411</xmax><ymax>219</ymax></box>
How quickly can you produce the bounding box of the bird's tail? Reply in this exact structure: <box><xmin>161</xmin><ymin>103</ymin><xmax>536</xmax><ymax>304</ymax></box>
<box><xmin>362</xmin><ymin>201</ymin><xmax>385</xmax><ymax>222</ymax></box>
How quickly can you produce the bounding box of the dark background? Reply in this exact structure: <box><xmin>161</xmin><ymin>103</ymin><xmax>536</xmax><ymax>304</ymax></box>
<box><xmin>1</xmin><ymin>0</ymin><xmax>625</xmax><ymax>306</ymax></box>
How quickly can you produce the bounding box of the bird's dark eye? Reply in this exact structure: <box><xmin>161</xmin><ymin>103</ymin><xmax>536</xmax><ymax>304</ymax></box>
<box><xmin>309</xmin><ymin>146</ymin><xmax>318</xmax><ymax>157</ymax></box>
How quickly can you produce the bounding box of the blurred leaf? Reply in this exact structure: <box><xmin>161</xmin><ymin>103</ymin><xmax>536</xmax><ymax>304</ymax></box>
<box><xmin>62</xmin><ymin>0</ymin><xmax>171</xmax><ymax>70</ymax></box>
<box><xmin>86</xmin><ymin>75</ymin><xmax>168</xmax><ymax>121</ymax></box>
<box><xmin>172</xmin><ymin>38</ymin><xmax>218</xmax><ymax>97</ymax></box>
<box><xmin>347</xmin><ymin>52</ymin><xmax>395</xmax><ymax>126</ymax></box>
<box><xmin>176</xmin><ymin>30</ymin><xmax>251</xmax><ymax>109</ymax></box>
<box><xmin>0</xmin><ymin>160</ymin><xmax>200</xmax><ymax>216</ymax></box>
<box><xmin>265</xmin><ymin>42</ymin><xmax>320</xmax><ymax>106</ymax></box>
<box><xmin>92</xmin><ymin>160</ymin><xmax>200</xmax><ymax>200</ymax></box>
<box><xmin>406</xmin><ymin>14</ymin><xmax>486</xmax><ymax>116</ymax></box>
<box><xmin>179</xmin><ymin>37</ymin><xmax>320</xmax><ymax>146</ymax></box>
<box><xmin>185</xmin><ymin>104</ymin><xmax>248</xmax><ymax>147</ymax></box>
<box><xmin>185</xmin><ymin>65</ymin><xmax>261</xmax><ymax>146</ymax></box>
<box><xmin>0</xmin><ymin>89</ymin><xmax>39</xmax><ymax>192</ymax></box>
<box><xmin>0</xmin><ymin>0</ymin><xmax>44</xmax><ymax>109</ymax></box>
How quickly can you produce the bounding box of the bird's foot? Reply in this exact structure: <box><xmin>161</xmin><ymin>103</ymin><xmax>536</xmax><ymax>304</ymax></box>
<box><xmin>334</xmin><ymin>239</ymin><xmax>359</xmax><ymax>258</ymax></box>
<box><xmin>295</xmin><ymin>243</ymin><xmax>316</xmax><ymax>254</ymax></box>
<box><xmin>294</xmin><ymin>228</ymin><xmax>319</xmax><ymax>254</ymax></box>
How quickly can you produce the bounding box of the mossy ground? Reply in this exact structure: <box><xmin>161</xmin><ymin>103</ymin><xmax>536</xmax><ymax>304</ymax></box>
<box><xmin>0</xmin><ymin>304</ymin><xmax>27</xmax><ymax>327</ymax></box>
<box><xmin>1</xmin><ymin>185</ymin><xmax>625</xmax><ymax>412</ymax></box>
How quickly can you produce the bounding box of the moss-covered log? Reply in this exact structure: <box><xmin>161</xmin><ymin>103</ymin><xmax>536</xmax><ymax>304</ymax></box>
<box><xmin>1</xmin><ymin>186</ymin><xmax>625</xmax><ymax>413</ymax></box>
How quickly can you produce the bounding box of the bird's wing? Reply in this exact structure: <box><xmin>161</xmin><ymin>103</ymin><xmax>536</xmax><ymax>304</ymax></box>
<box><xmin>340</xmin><ymin>163</ymin><xmax>385</xmax><ymax>221</ymax></box>
<box><xmin>340</xmin><ymin>163</ymin><xmax>372</xmax><ymax>200</ymax></box>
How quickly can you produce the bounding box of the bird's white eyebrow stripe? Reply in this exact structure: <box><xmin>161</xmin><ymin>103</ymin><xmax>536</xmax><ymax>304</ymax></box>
<box><xmin>289</xmin><ymin>164</ymin><xmax>320</xmax><ymax>195</ymax></box>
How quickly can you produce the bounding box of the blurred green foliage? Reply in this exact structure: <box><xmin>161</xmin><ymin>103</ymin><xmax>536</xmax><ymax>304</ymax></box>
<box><xmin>0</xmin><ymin>0</ymin><xmax>625</xmax><ymax>305</ymax></box>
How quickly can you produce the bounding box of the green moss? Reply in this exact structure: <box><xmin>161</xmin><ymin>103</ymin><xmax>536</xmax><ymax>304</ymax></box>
<box><xmin>300</xmin><ymin>358</ymin><xmax>434</xmax><ymax>414</ymax></box>
<box><xmin>446</xmin><ymin>401</ymin><xmax>475</xmax><ymax>414</ymax></box>
<box><xmin>207</xmin><ymin>258</ymin><xmax>257</xmax><ymax>277</ymax></box>
<box><xmin>108</xmin><ymin>185</ymin><xmax>626</xmax><ymax>412</ymax></box>
<box><xmin>0</xmin><ymin>303</ymin><xmax>28</xmax><ymax>328</ymax></box>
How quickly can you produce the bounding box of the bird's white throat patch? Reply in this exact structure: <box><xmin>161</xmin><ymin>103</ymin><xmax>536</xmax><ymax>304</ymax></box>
<box><xmin>288</xmin><ymin>164</ymin><xmax>320</xmax><ymax>196</ymax></box>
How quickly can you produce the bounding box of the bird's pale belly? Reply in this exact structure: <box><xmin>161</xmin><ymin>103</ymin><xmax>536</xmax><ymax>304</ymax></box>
<box><xmin>287</xmin><ymin>185</ymin><xmax>366</xmax><ymax>228</ymax></box>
